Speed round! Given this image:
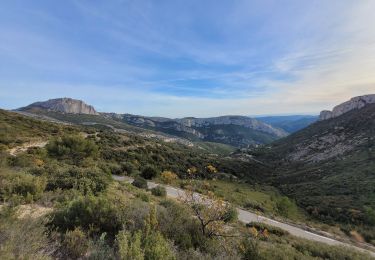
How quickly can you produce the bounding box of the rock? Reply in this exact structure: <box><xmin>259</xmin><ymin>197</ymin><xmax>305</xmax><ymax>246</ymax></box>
<box><xmin>103</xmin><ymin>113</ymin><xmax>288</xmax><ymax>147</ymax></box>
<box><xmin>319</xmin><ymin>94</ymin><xmax>375</xmax><ymax>120</ymax></box>
<box><xmin>19</xmin><ymin>98</ymin><xmax>99</xmax><ymax>115</ymax></box>
<box><xmin>319</xmin><ymin>110</ymin><xmax>333</xmax><ymax>120</ymax></box>
<box><xmin>176</xmin><ymin>116</ymin><xmax>288</xmax><ymax>138</ymax></box>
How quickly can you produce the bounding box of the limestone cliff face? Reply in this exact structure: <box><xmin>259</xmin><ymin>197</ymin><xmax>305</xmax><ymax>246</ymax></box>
<box><xmin>177</xmin><ymin>116</ymin><xmax>288</xmax><ymax>138</ymax></box>
<box><xmin>102</xmin><ymin>113</ymin><xmax>288</xmax><ymax>147</ymax></box>
<box><xmin>319</xmin><ymin>94</ymin><xmax>375</xmax><ymax>120</ymax></box>
<box><xmin>19</xmin><ymin>98</ymin><xmax>99</xmax><ymax>115</ymax></box>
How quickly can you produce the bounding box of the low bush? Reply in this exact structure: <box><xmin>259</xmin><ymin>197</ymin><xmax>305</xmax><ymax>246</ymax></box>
<box><xmin>275</xmin><ymin>196</ymin><xmax>298</xmax><ymax>218</ymax></box>
<box><xmin>132</xmin><ymin>177</ymin><xmax>148</xmax><ymax>189</ymax></box>
<box><xmin>0</xmin><ymin>170</ymin><xmax>46</xmax><ymax>202</ymax></box>
<box><xmin>161</xmin><ymin>171</ymin><xmax>178</xmax><ymax>184</ymax></box>
<box><xmin>49</xmin><ymin>195</ymin><xmax>123</xmax><ymax>239</ymax></box>
<box><xmin>246</xmin><ymin>222</ymin><xmax>289</xmax><ymax>237</ymax></box>
<box><xmin>46</xmin><ymin>135</ymin><xmax>98</xmax><ymax>163</ymax></box>
<box><xmin>222</xmin><ymin>206</ymin><xmax>238</xmax><ymax>223</ymax></box>
<box><xmin>121</xmin><ymin>162</ymin><xmax>134</xmax><ymax>175</ymax></box>
<box><xmin>151</xmin><ymin>186</ymin><xmax>167</xmax><ymax>197</ymax></box>
<box><xmin>0</xmin><ymin>211</ymin><xmax>55</xmax><ymax>259</ymax></box>
<box><xmin>41</xmin><ymin>166</ymin><xmax>111</xmax><ymax>194</ymax></box>
<box><xmin>141</xmin><ymin>166</ymin><xmax>159</xmax><ymax>180</ymax></box>
<box><xmin>62</xmin><ymin>227</ymin><xmax>89</xmax><ymax>259</ymax></box>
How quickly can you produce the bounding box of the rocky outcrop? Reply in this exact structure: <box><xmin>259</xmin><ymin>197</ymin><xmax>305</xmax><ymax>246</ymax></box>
<box><xmin>103</xmin><ymin>113</ymin><xmax>288</xmax><ymax>147</ymax></box>
<box><xmin>19</xmin><ymin>98</ymin><xmax>99</xmax><ymax>115</ymax></box>
<box><xmin>177</xmin><ymin>116</ymin><xmax>288</xmax><ymax>138</ymax></box>
<box><xmin>319</xmin><ymin>94</ymin><xmax>375</xmax><ymax>120</ymax></box>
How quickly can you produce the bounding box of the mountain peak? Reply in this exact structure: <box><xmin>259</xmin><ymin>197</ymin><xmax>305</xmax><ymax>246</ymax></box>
<box><xmin>18</xmin><ymin>97</ymin><xmax>99</xmax><ymax>115</ymax></box>
<box><xmin>319</xmin><ymin>94</ymin><xmax>375</xmax><ymax>120</ymax></box>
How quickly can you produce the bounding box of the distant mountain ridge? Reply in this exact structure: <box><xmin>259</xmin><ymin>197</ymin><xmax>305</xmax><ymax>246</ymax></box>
<box><xmin>104</xmin><ymin>113</ymin><xmax>288</xmax><ymax>147</ymax></box>
<box><xmin>256</xmin><ymin>115</ymin><xmax>318</xmax><ymax>133</ymax></box>
<box><xmin>16</xmin><ymin>98</ymin><xmax>288</xmax><ymax>148</ymax></box>
<box><xmin>18</xmin><ymin>98</ymin><xmax>99</xmax><ymax>115</ymax></box>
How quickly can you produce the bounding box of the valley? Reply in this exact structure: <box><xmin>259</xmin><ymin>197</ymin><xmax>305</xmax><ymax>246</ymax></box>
<box><xmin>1</xmin><ymin>94</ymin><xmax>375</xmax><ymax>259</ymax></box>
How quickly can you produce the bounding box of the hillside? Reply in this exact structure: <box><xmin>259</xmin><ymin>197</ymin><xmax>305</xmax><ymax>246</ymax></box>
<box><xmin>1</xmin><ymin>109</ymin><xmax>374</xmax><ymax>259</ymax></box>
<box><xmin>319</xmin><ymin>94</ymin><xmax>375</xmax><ymax>120</ymax></box>
<box><xmin>250</xmin><ymin>103</ymin><xmax>375</xmax><ymax>243</ymax></box>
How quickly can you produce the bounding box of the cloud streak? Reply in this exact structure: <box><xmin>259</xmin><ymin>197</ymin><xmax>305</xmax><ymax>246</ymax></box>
<box><xmin>0</xmin><ymin>0</ymin><xmax>374</xmax><ymax>117</ymax></box>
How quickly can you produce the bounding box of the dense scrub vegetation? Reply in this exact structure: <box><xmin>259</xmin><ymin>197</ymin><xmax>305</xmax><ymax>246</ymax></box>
<box><xmin>0</xmin><ymin>110</ymin><xmax>374</xmax><ymax>259</ymax></box>
<box><xmin>249</xmin><ymin>104</ymin><xmax>375</xmax><ymax>244</ymax></box>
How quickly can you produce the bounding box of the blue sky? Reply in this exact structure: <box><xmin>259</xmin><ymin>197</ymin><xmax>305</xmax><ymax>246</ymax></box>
<box><xmin>1</xmin><ymin>0</ymin><xmax>375</xmax><ymax>117</ymax></box>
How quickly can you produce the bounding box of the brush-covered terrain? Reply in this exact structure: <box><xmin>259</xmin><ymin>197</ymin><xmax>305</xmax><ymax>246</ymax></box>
<box><xmin>248</xmin><ymin>104</ymin><xmax>375</xmax><ymax>245</ymax></box>
<box><xmin>1</xmin><ymin>109</ymin><xmax>372</xmax><ymax>259</ymax></box>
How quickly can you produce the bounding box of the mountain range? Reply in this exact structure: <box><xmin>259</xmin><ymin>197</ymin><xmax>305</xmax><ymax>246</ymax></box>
<box><xmin>256</xmin><ymin>115</ymin><xmax>318</xmax><ymax>133</ymax></box>
<box><xmin>5</xmin><ymin>93</ymin><xmax>375</xmax><ymax>251</ymax></box>
<box><xmin>18</xmin><ymin>97</ymin><xmax>289</xmax><ymax>148</ymax></box>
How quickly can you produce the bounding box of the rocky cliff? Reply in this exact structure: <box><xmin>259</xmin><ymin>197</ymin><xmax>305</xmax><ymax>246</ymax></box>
<box><xmin>176</xmin><ymin>116</ymin><xmax>287</xmax><ymax>137</ymax></box>
<box><xmin>319</xmin><ymin>94</ymin><xmax>375</xmax><ymax>120</ymax></box>
<box><xmin>18</xmin><ymin>98</ymin><xmax>99</xmax><ymax>115</ymax></box>
<box><xmin>104</xmin><ymin>113</ymin><xmax>288</xmax><ymax>147</ymax></box>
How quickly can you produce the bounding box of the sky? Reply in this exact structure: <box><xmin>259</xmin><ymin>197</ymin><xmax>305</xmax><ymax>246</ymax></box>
<box><xmin>0</xmin><ymin>0</ymin><xmax>375</xmax><ymax>117</ymax></box>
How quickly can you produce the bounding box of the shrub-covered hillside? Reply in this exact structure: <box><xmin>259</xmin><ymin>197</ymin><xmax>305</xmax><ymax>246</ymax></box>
<box><xmin>0</xmin><ymin>109</ymin><xmax>374</xmax><ymax>259</ymax></box>
<box><xmin>250</xmin><ymin>104</ymin><xmax>375</xmax><ymax>245</ymax></box>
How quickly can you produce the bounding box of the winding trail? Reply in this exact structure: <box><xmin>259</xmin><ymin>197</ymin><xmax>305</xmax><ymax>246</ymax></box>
<box><xmin>8</xmin><ymin>141</ymin><xmax>48</xmax><ymax>156</ymax></box>
<box><xmin>113</xmin><ymin>175</ymin><xmax>375</xmax><ymax>257</ymax></box>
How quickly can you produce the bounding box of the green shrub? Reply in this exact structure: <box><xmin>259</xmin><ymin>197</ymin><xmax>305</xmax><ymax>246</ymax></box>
<box><xmin>132</xmin><ymin>177</ymin><xmax>148</xmax><ymax>189</ymax></box>
<box><xmin>158</xmin><ymin>200</ymin><xmax>205</xmax><ymax>250</ymax></box>
<box><xmin>0</xmin><ymin>170</ymin><xmax>46</xmax><ymax>202</ymax></box>
<box><xmin>44</xmin><ymin>166</ymin><xmax>111</xmax><ymax>194</ymax></box>
<box><xmin>241</xmin><ymin>238</ymin><xmax>261</xmax><ymax>260</ymax></box>
<box><xmin>46</xmin><ymin>135</ymin><xmax>98</xmax><ymax>163</ymax></box>
<box><xmin>141</xmin><ymin>166</ymin><xmax>158</xmax><ymax>180</ymax></box>
<box><xmin>222</xmin><ymin>206</ymin><xmax>238</xmax><ymax>223</ymax></box>
<box><xmin>121</xmin><ymin>162</ymin><xmax>134</xmax><ymax>175</ymax></box>
<box><xmin>137</xmin><ymin>193</ymin><xmax>151</xmax><ymax>202</ymax></box>
<box><xmin>275</xmin><ymin>196</ymin><xmax>298</xmax><ymax>218</ymax></box>
<box><xmin>62</xmin><ymin>227</ymin><xmax>89</xmax><ymax>259</ymax></box>
<box><xmin>143</xmin><ymin>230</ymin><xmax>175</xmax><ymax>260</ymax></box>
<box><xmin>151</xmin><ymin>186</ymin><xmax>167</xmax><ymax>197</ymax></box>
<box><xmin>49</xmin><ymin>195</ymin><xmax>122</xmax><ymax>239</ymax></box>
<box><xmin>0</xmin><ymin>214</ymin><xmax>54</xmax><ymax>259</ymax></box>
<box><xmin>88</xmin><ymin>233</ymin><xmax>115</xmax><ymax>259</ymax></box>
<box><xmin>107</xmin><ymin>163</ymin><xmax>123</xmax><ymax>175</ymax></box>
<box><xmin>364</xmin><ymin>206</ymin><xmax>375</xmax><ymax>225</ymax></box>
<box><xmin>8</xmin><ymin>154</ymin><xmax>35</xmax><ymax>168</ymax></box>
<box><xmin>116</xmin><ymin>231</ymin><xmax>144</xmax><ymax>260</ymax></box>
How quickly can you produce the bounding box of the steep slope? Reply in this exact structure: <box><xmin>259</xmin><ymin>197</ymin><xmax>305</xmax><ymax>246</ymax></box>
<box><xmin>252</xmin><ymin>103</ymin><xmax>375</xmax><ymax>239</ymax></box>
<box><xmin>105</xmin><ymin>114</ymin><xmax>288</xmax><ymax>147</ymax></box>
<box><xmin>319</xmin><ymin>94</ymin><xmax>375</xmax><ymax>120</ymax></box>
<box><xmin>18</xmin><ymin>98</ymin><xmax>99</xmax><ymax>115</ymax></box>
<box><xmin>257</xmin><ymin>115</ymin><xmax>318</xmax><ymax>133</ymax></box>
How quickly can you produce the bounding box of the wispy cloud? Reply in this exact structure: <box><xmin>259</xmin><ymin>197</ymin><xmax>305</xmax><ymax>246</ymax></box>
<box><xmin>0</xmin><ymin>0</ymin><xmax>374</xmax><ymax>117</ymax></box>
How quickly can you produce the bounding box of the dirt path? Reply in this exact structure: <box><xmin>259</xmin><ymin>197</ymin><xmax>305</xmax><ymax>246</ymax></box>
<box><xmin>8</xmin><ymin>141</ymin><xmax>48</xmax><ymax>156</ymax></box>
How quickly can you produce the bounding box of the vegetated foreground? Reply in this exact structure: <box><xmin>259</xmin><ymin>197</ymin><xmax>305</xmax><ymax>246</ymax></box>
<box><xmin>0</xmin><ymin>109</ymin><xmax>374</xmax><ymax>259</ymax></box>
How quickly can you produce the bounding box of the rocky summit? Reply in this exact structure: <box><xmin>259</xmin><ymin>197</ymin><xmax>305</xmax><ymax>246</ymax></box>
<box><xmin>319</xmin><ymin>94</ymin><xmax>375</xmax><ymax>120</ymax></box>
<box><xmin>18</xmin><ymin>98</ymin><xmax>99</xmax><ymax>115</ymax></box>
